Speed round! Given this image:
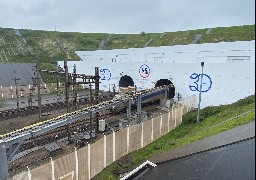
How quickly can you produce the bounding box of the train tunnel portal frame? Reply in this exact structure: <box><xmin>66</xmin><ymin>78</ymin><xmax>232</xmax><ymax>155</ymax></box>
<box><xmin>119</xmin><ymin>75</ymin><xmax>135</xmax><ymax>87</ymax></box>
<box><xmin>155</xmin><ymin>79</ymin><xmax>175</xmax><ymax>98</ymax></box>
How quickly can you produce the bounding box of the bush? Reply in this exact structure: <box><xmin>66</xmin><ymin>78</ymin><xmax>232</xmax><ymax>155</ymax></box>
<box><xmin>183</xmin><ymin>105</ymin><xmax>230</xmax><ymax>125</ymax></box>
<box><xmin>231</xmin><ymin>95</ymin><xmax>255</xmax><ymax>107</ymax></box>
<box><xmin>140</xmin><ymin>31</ymin><xmax>146</xmax><ymax>36</ymax></box>
<box><xmin>182</xmin><ymin>110</ymin><xmax>197</xmax><ymax>124</ymax></box>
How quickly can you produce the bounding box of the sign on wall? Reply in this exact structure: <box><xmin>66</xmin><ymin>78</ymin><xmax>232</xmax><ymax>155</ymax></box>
<box><xmin>100</xmin><ymin>68</ymin><xmax>111</xmax><ymax>80</ymax></box>
<box><xmin>139</xmin><ymin>64</ymin><xmax>151</xmax><ymax>78</ymax></box>
<box><xmin>189</xmin><ymin>73</ymin><xmax>212</xmax><ymax>92</ymax></box>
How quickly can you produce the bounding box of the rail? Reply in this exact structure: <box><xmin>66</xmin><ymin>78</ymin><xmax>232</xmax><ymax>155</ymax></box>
<box><xmin>0</xmin><ymin>86</ymin><xmax>168</xmax><ymax>145</ymax></box>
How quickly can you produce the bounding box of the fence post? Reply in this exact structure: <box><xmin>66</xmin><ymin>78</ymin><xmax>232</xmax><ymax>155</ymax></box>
<box><xmin>151</xmin><ymin>118</ymin><xmax>154</xmax><ymax>142</ymax></box>
<box><xmin>141</xmin><ymin>123</ymin><xmax>144</xmax><ymax>148</ymax></box>
<box><xmin>87</xmin><ymin>143</ymin><xmax>91</xmax><ymax>180</ymax></box>
<box><xmin>167</xmin><ymin>111</ymin><xmax>170</xmax><ymax>132</ymax></box>
<box><xmin>180</xmin><ymin>104</ymin><xmax>183</xmax><ymax>123</ymax></box>
<box><xmin>172</xmin><ymin>105</ymin><xmax>174</xmax><ymax>123</ymax></box>
<box><xmin>160</xmin><ymin>114</ymin><xmax>162</xmax><ymax>135</ymax></box>
<box><xmin>113</xmin><ymin>131</ymin><xmax>116</xmax><ymax>162</ymax></box>
<box><xmin>174</xmin><ymin>108</ymin><xmax>177</xmax><ymax>127</ymax></box>
<box><xmin>104</xmin><ymin>135</ymin><xmax>107</xmax><ymax>168</ymax></box>
<box><xmin>27</xmin><ymin>166</ymin><xmax>32</xmax><ymax>180</ymax></box>
<box><xmin>0</xmin><ymin>143</ymin><xmax>8</xmax><ymax>180</ymax></box>
<box><xmin>74</xmin><ymin>148</ymin><xmax>78</xmax><ymax>180</ymax></box>
<box><xmin>127</xmin><ymin>126</ymin><xmax>130</xmax><ymax>153</ymax></box>
<box><xmin>50</xmin><ymin>157</ymin><xmax>55</xmax><ymax>180</ymax></box>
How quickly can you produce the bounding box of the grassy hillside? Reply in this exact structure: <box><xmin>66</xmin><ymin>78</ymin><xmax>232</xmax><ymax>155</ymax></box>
<box><xmin>0</xmin><ymin>24</ymin><xmax>254</xmax><ymax>83</ymax></box>
<box><xmin>0</xmin><ymin>24</ymin><xmax>254</xmax><ymax>65</ymax></box>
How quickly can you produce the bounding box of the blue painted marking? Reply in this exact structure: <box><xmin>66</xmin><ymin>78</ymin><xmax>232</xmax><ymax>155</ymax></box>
<box><xmin>139</xmin><ymin>64</ymin><xmax>151</xmax><ymax>78</ymax></box>
<box><xmin>100</xmin><ymin>69</ymin><xmax>111</xmax><ymax>80</ymax></box>
<box><xmin>189</xmin><ymin>73</ymin><xmax>212</xmax><ymax>92</ymax></box>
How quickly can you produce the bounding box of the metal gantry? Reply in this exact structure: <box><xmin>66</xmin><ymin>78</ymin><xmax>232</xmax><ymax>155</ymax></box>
<box><xmin>41</xmin><ymin>60</ymin><xmax>100</xmax><ymax>140</ymax></box>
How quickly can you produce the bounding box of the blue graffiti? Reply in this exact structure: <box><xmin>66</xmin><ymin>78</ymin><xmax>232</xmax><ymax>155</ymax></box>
<box><xmin>189</xmin><ymin>73</ymin><xmax>212</xmax><ymax>92</ymax></box>
<box><xmin>100</xmin><ymin>69</ymin><xmax>111</xmax><ymax>80</ymax></box>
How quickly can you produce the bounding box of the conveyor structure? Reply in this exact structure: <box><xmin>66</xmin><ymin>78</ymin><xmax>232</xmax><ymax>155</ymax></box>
<box><xmin>0</xmin><ymin>85</ymin><xmax>169</xmax><ymax>180</ymax></box>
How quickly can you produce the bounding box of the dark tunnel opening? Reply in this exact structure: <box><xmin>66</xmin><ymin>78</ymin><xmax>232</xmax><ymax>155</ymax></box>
<box><xmin>155</xmin><ymin>79</ymin><xmax>175</xmax><ymax>98</ymax></box>
<box><xmin>119</xmin><ymin>75</ymin><xmax>135</xmax><ymax>87</ymax></box>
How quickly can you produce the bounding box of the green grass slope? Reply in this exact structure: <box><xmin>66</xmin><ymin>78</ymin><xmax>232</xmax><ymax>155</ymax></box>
<box><xmin>0</xmin><ymin>24</ymin><xmax>254</xmax><ymax>65</ymax></box>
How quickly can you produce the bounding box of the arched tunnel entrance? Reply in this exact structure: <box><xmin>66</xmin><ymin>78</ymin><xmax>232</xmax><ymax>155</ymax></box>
<box><xmin>155</xmin><ymin>79</ymin><xmax>175</xmax><ymax>98</ymax></box>
<box><xmin>119</xmin><ymin>75</ymin><xmax>134</xmax><ymax>87</ymax></box>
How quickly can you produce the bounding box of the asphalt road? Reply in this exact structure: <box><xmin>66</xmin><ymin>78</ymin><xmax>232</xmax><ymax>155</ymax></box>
<box><xmin>139</xmin><ymin>138</ymin><xmax>255</xmax><ymax>180</ymax></box>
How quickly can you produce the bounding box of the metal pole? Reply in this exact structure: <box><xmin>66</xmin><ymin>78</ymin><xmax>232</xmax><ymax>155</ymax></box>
<box><xmin>196</xmin><ymin>62</ymin><xmax>204</xmax><ymax>123</ymax></box>
<box><xmin>137</xmin><ymin>93</ymin><xmax>142</xmax><ymax>123</ymax></box>
<box><xmin>64</xmin><ymin>60</ymin><xmax>69</xmax><ymax>113</ymax></box>
<box><xmin>64</xmin><ymin>60</ymin><xmax>71</xmax><ymax>142</ymax></box>
<box><xmin>36</xmin><ymin>63</ymin><xmax>42</xmax><ymax>122</ymax></box>
<box><xmin>113</xmin><ymin>84</ymin><xmax>116</xmax><ymax>96</ymax></box>
<box><xmin>164</xmin><ymin>85</ymin><xmax>168</xmax><ymax>99</ymax></box>
<box><xmin>95</xmin><ymin>67</ymin><xmax>100</xmax><ymax>135</ymax></box>
<box><xmin>109</xmin><ymin>84</ymin><xmax>111</xmax><ymax>97</ymax></box>
<box><xmin>28</xmin><ymin>91</ymin><xmax>32</xmax><ymax>107</ymax></box>
<box><xmin>14</xmin><ymin>73</ymin><xmax>20</xmax><ymax>109</ymax></box>
<box><xmin>137</xmin><ymin>93</ymin><xmax>142</xmax><ymax>114</ymax></box>
<box><xmin>89</xmin><ymin>110</ymin><xmax>93</xmax><ymax>137</ymax></box>
<box><xmin>73</xmin><ymin>64</ymin><xmax>77</xmax><ymax>110</ymax></box>
<box><xmin>0</xmin><ymin>143</ymin><xmax>8</xmax><ymax>180</ymax></box>
<box><xmin>89</xmin><ymin>83</ymin><xmax>93</xmax><ymax>106</ymax></box>
<box><xmin>56</xmin><ymin>61</ymin><xmax>60</xmax><ymax>102</ymax></box>
<box><xmin>89</xmin><ymin>83</ymin><xmax>93</xmax><ymax>136</ymax></box>
<box><xmin>16</xmin><ymin>82</ymin><xmax>19</xmax><ymax>109</ymax></box>
<box><xmin>127</xmin><ymin>97</ymin><xmax>131</xmax><ymax>120</ymax></box>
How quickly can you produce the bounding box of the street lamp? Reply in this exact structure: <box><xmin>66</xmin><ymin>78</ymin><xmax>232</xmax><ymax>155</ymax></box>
<box><xmin>196</xmin><ymin>62</ymin><xmax>204</xmax><ymax>123</ymax></box>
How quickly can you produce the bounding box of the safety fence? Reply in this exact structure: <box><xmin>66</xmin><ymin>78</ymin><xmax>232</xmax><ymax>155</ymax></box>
<box><xmin>11</xmin><ymin>95</ymin><xmax>196</xmax><ymax>180</ymax></box>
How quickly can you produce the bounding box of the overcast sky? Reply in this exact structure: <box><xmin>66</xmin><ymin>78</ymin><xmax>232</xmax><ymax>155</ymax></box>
<box><xmin>0</xmin><ymin>0</ymin><xmax>255</xmax><ymax>34</ymax></box>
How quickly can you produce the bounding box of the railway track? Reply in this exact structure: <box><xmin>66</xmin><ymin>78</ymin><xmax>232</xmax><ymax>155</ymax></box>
<box><xmin>6</xmin><ymin>89</ymin><xmax>164</xmax><ymax>176</ymax></box>
<box><xmin>0</xmin><ymin>86</ymin><xmax>167</xmax><ymax>141</ymax></box>
<box><xmin>0</xmin><ymin>94</ymin><xmax>110</xmax><ymax>120</ymax></box>
<box><xmin>1</xmin><ymin>84</ymin><xmax>169</xmax><ymax>177</ymax></box>
<box><xmin>18</xmin><ymin>101</ymin><xmax>160</xmax><ymax>152</ymax></box>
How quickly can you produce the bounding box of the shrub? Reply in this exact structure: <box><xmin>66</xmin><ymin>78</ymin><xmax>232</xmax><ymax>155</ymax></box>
<box><xmin>140</xmin><ymin>31</ymin><xmax>146</xmax><ymax>36</ymax></box>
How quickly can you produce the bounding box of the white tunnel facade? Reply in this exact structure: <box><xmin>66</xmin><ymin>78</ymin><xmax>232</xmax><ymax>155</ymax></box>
<box><xmin>59</xmin><ymin>40</ymin><xmax>255</xmax><ymax>108</ymax></box>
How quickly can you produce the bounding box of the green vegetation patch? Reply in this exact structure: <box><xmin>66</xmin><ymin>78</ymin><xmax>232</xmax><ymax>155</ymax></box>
<box><xmin>0</xmin><ymin>25</ymin><xmax>254</xmax><ymax>70</ymax></box>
